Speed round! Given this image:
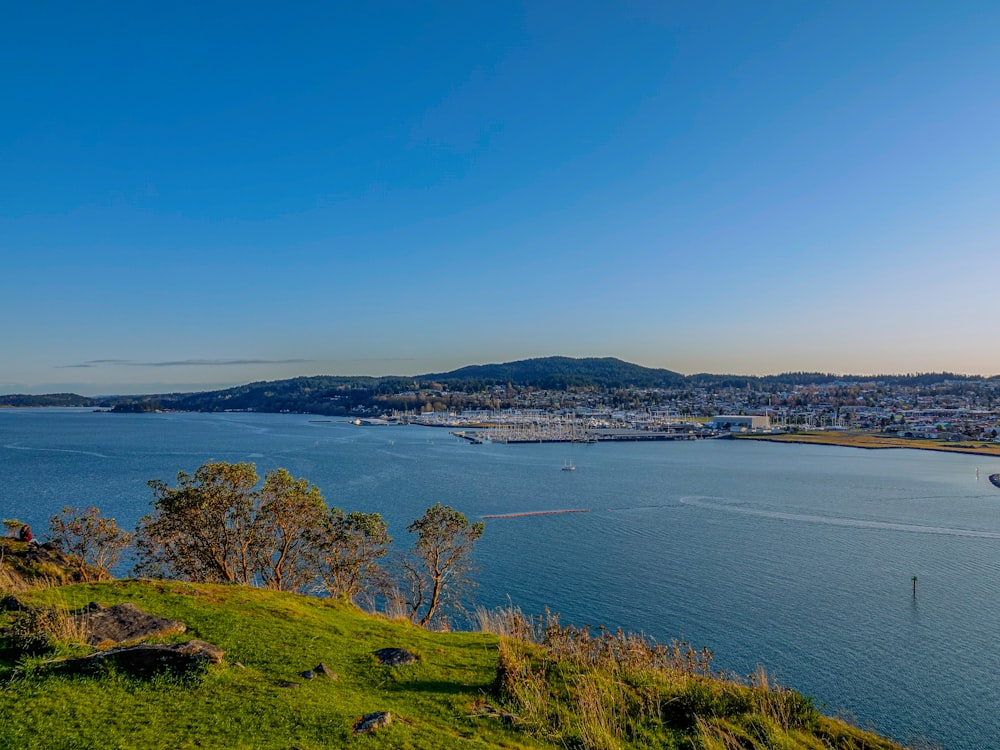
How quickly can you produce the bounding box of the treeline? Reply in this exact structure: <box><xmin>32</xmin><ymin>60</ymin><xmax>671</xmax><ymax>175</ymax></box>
<box><xmin>30</xmin><ymin>461</ymin><xmax>484</xmax><ymax>628</ymax></box>
<box><xmin>0</xmin><ymin>393</ymin><xmax>99</xmax><ymax>407</ymax></box>
<box><xmin>5</xmin><ymin>356</ymin><xmax>1000</xmax><ymax>413</ymax></box>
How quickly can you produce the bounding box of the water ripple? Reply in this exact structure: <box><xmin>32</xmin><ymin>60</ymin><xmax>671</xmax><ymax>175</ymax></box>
<box><xmin>3</xmin><ymin>443</ymin><xmax>111</xmax><ymax>459</ymax></box>
<box><xmin>680</xmin><ymin>495</ymin><xmax>1000</xmax><ymax>539</ymax></box>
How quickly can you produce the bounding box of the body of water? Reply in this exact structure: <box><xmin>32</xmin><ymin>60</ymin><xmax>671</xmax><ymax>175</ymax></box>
<box><xmin>3</xmin><ymin>408</ymin><xmax>999</xmax><ymax>749</ymax></box>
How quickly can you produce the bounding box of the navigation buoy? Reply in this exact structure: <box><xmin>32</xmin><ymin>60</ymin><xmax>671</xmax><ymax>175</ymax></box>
<box><xmin>912</xmin><ymin>576</ymin><xmax>918</xmax><ymax>597</ymax></box>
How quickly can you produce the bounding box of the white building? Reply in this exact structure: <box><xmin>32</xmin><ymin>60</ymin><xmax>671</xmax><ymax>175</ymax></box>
<box><xmin>712</xmin><ymin>415</ymin><xmax>771</xmax><ymax>430</ymax></box>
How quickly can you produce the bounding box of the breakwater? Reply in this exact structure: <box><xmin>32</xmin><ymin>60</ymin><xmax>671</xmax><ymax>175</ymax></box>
<box><xmin>482</xmin><ymin>508</ymin><xmax>590</xmax><ymax>519</ymax></box>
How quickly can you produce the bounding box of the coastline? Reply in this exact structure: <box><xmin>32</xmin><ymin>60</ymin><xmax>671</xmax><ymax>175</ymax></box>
<box><xmin>737</xmin><ymin>430</ymin><xmax>1000</xmax><ymax>458</ymax></box>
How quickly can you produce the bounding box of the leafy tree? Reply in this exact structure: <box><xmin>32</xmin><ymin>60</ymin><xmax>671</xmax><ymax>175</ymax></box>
<box><xmin>401</xmin><ymin>503</ymin><xmax>484</xmax><ymax>627</ymax></box>
<box><xmin>256</xmin><ymin>468</ymin><xmax>327</xmax><ymax>592</ymax></box>
<box><xmin>136</xmin><ymin>461</ymin><xmax>362</xmax><ymax>593</ymax></box>
<box><xmin>136</xmin><ymin>461</ymin><xmax>264</xmax><ymax>584</ymax></box>
<box><xmin>48</xmin><ymin>506</ymin><xmax>132</xmax><ymax>582</ymax></box>
<box><xmin>315</xmin><ymin>510</ymin><xmax>391</xmax><ymax>606</ymax></box>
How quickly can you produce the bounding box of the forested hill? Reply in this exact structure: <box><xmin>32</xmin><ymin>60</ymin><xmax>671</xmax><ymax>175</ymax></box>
<box><xmin>0</xmin><ymin>358</ymin><xmax>683</xmax><ymax>413</ymax></box>
<box><xmin>419</xmin><ymin>356</ymin><xmax>684</xmax><ymax>389</ymax></box>
<box><xmin>1</xmin><ymin>357</ymin><xmax>995</xmax><ymax>415</ymax></box>
<box><xmin>0</xmin><ymin>393</ymin><xmax>98</xmax><ymax>408</ymax></box>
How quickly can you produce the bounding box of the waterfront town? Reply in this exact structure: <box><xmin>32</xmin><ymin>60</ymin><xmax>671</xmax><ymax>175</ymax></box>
<box><xmin>377</xmin><ymin>377</ymin><xmax>1000</xmax><ymax>445</ymax></box>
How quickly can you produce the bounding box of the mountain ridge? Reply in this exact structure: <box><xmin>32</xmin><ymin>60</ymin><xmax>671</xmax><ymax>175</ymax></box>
<box><xmin>2</xmin><ymin>355</ymin><xmax>995</xmax><ymax>413</ymax></box>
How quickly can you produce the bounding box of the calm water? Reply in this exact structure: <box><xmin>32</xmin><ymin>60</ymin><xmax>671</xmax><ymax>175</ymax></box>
<box><xmin>3</xmin><ymin>408</ymin><xmax>1000</xmax><ymax>749</ymax></box>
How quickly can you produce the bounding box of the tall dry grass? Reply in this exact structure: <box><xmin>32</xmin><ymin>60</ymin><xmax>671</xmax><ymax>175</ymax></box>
<box><xmin>479</xmin><ymin>605</ymin><xmax>826</xmax><ymax>750</ymax></box>
<box><xmin>1</xmin><ymin>549</ymin><xmax>30</xmax><ymax>594</ymax></box>
<box><xmin>3</xmin><ymin>595</ymin><xmax>91</xmax><ymax>658</ymax></box>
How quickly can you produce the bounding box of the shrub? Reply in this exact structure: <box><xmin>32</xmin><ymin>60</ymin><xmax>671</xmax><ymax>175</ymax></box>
<box><xmin>48</xmin><ymin>506</ymin><xmax>132</xmax><ymax>582</ymax></box>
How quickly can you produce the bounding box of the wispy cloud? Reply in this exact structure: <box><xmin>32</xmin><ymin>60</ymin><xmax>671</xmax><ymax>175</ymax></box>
<box><xmin>58</xmin><ymin>359</ymin><xmax>132</xmax><ymax>368</ymax></box>
<box><xmin>58</xmin><ymin>358</ymin><xmax>313</xmax><ymax>369</ymax></box>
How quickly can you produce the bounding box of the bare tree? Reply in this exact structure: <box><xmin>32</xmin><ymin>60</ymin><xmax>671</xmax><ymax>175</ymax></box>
<box><xmin>402</xmin><ymin>503</ymin><xmax>484</xmax><ymax>627</ymax></box>
<box><xmin>48</xmin><ymin>506</ymin><xmax>132</xmax><ymax>582</ymax></box>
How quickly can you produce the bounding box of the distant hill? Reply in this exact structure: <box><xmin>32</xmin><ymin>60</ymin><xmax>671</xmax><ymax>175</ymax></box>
<box><xmin>2</xmin><ymin>357</ymin><xmax>996</xmax><ymax>413</ymax></box>
<box><xmin>418</xmin><ymin>356</ymin><xmax>684</xmax><ymax>389</ymax></box>
<box><xmin>0</xmin><ymin>393</ymin><xmax>98</xmax><ymax>408</ymax></box>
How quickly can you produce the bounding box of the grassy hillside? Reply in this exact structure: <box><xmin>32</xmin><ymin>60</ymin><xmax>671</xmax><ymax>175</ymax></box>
<box><xmin>0</xmin><ymin>546</ymin><xmax>908</xmax><ymax>749</ymax></box>
<box><xmin>1</xmin><ymin>580</ymin><xmax>528</xmax><ymax>750</ymax></box>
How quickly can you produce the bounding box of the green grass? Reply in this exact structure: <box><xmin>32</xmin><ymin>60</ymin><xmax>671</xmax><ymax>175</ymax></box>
<box><xmin>0</xmin><ymin>581</ymin><xmax>910</xmax><ymax>749</ymax></box>
<box><xmin>0</xmin><ymin>581</ymin><xmax>544</xmax><ymax>749</ymax></box>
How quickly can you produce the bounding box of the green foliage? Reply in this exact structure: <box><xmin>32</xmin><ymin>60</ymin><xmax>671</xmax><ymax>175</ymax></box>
<box><xmin>135</xmin><ymin>462</ymin><xmax>394</xmax><ymax>605</ymax></box>
<box><xmin>402</xmin><ymin>504</ymin><xmax>485</xmax><ymax>627</ymax></box>
<box><xmin>2</xmin><ymin>609</ymin><xmax>57</xmax><ymax>656</ymax></box>
<box><xmin>137</xmin><ymin>461</ymin><xmax>262</xmax><ymax>584</ymax></box>
<box><xmin>2</xmin><ymin>520</ymin><xmax>24</xmax><ymax>537</ymax></box>
<box><xmin>48</xmin><ymin>506</ymin><xmax>132</xmax><ymax>582</ymax></box>
<box><xmin>138</xmin><ymin>461</ymin><xmax>334</xmax><ymax>590</ymax></box>
<box><xmin>314</xmin><ymin>509</ymin><xmax>391</xmax><ymax>605</ymax></box>
<box><xmin>255</xmin><ymin>468</ymin><xmax>327</xmax><ymax>592</ymax></box>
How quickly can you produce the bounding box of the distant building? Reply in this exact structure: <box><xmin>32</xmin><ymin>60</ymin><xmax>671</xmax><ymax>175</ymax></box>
<box><xmin>712</xmin><ymin>415</ymin><xmax>771</xmax><ymax>430</ymax></box>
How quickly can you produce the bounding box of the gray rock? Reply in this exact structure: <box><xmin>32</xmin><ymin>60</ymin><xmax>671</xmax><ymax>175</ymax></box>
<box><xmin>315</xmin><ymin>662</ymin><xmax>338</xmax><ymax>679</ymax></box>
<box><xmin>374</xmin><ymin>647</ymin><xmax>418</xmax><ymax>666</ymax></box>
<box><xmin>58</xmin><ymin>639</ymin><xmax>224</xmax><ymax>678</ymax></box>
<box><xmin>474</xmin><ymin>703</ymin><xmax>520</xmax><ymax>725</ymax></box>
<box><xmin>353</xmin><ymin>711</ymin><xmax>392</xmax><ymax>734</ymax></box>
<box><xmin>77</xmin><ymin>602</ymin><xmax>186</xmax><ymax>647</ymax></box>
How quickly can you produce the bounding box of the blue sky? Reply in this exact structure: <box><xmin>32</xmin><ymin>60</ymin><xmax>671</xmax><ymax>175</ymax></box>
<box><xmin>3</xmin><ymin>1</ymin><xmax>1000</xmax><ymax>394</ymax></box>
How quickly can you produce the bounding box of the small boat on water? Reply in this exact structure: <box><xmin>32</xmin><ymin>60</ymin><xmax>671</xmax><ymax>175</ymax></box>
<box><xmin>989</xmin><ymin>473</ymin><xmax>1000</xmax><ymax>489</ymax></box>
<box><xmin>561</xmin><ymin>460</ymin><xmax>576</xmax><ymax>471</ymax></box>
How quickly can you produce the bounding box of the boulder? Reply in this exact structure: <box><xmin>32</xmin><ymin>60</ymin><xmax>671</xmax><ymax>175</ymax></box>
<box><xmin>0</xmin><ymin>595</ymin><xmax>29</xmax><ymax>612</ymax></box>
<box><xmin>353</xmin><ymin>711</ymin><xmax>392</xmax><ymax>734</ymax></box>
<box><xmin>374</xmin><ymin>647</ymin><xmax>418</xmax><ymax>667</ymax></box>
<box><xmin>77</xmin><ymin>602</ymin><xmax>187</xmax><ymax>647</ymax></box>
<box><xmin>58</xmin><ymin>639</ymin><xmax>224</xmax><ymax>678</ymax></box>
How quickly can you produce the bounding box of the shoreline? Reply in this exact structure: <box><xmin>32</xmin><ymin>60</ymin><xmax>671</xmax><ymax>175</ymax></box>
<box><xmin>738</xmin><ymin>431</ymin><xmax>1000</xmax><ymax>458</ymax></box>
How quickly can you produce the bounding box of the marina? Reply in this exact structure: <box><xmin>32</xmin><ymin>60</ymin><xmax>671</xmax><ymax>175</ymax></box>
<box><xmin>449</xmin><ymin>425</ymin><xmax>704</xmax><ymax>443</ymax></box>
